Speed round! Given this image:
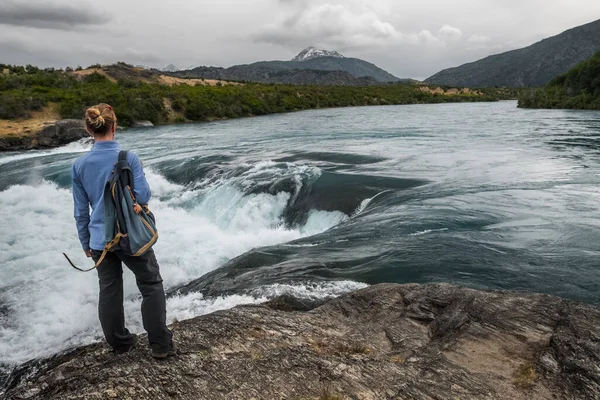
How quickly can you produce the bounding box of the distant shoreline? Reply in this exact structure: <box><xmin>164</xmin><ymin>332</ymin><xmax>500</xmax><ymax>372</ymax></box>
<box><xmin>0</xmin><ymin>99</ymin><xmax>513</xmax><ymax>152</ymax></box>
<box><xmin>0</xmin><ymin>63</ymin><xmax>520</xmax><ymax>151</ymax></box>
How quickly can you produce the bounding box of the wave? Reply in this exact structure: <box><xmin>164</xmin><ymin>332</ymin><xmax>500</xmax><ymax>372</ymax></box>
<box><xmin>0</xmin><ymin>160</ymin><xmax>360</xmax><ymax>366</ymax></box>
<box><xmin>0</xmin><ymin>140</ymin><xmax>93</xmax><ymax>191</ymax></box>
<box><xmin>0</xmin><ymin>139</ymin><xmax>92</xmax><ymax>166</ymax></box>
<box><xmin>146</xmin><ymin>158</ymin><xmax>427</xmax><ymax>225</ymax></box>
<box><xmin>166</xmin><ymin>280</ymin><xmax>367</xmax><ymax>323</ymax></box>
<box><xmin>0</xmin><ymin>148</ymin><xmax>421</xmax><ymax>366</ymax></box>
<box><xmin>275</xmin><ymin>151</ymin><xmax>387</xmax><ymax>165</ymax></box>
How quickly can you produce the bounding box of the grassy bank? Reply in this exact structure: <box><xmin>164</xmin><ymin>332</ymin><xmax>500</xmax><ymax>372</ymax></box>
<box><xmin>1</xmin><ymin>63</ymin><xmax>518</xmax><ymax>130</ymax></box>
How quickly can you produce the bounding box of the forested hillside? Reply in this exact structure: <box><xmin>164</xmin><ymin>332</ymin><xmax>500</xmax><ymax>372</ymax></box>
<box><xmin>518</xmin><ymin>50</ymin><xmax>600</xmax><ymax>110</ymax></box>
<box><xmin>426</xmin><ymin>19</ymin><xmax>600</xmax><ymax>88</ymax></box>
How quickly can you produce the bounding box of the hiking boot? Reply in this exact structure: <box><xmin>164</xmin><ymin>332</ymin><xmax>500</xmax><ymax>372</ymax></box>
<box><xmin>113</xmin><ymin>335</ymin><xmax>137</xmax><ymax>355</ymax></box>
<box><xmin>150</xmin><ymin>346</ymin><xmax>177</xmax><ymax>359</ymax></box>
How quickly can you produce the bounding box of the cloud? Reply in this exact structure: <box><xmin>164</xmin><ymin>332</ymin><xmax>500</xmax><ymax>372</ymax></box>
<box><xmin>409</xmin><ymin>30</ymin><xmax>442</xmax><ymax>45</ymax></box>
<box><xmin>468</xmin><ymin>35</ymin><xmax>491</xmax><ymax>44</ymax></box>
<box><xmin>253</xmin><ymin>3</ymin><xmax>401</xmax><ymax>49</ymax></box>
<box><xmin>0</xmin><ymin>1</ymin><xmax>111</xmax><ymax>30</ymax></box>
<box><xmin>81</xmin><ymin>44</ymin><xmax>161</xmax><ymax>63</ymax></box>
<box><xmin>253</xmin><ymin>2</ymin><xmax>473</xmax><ymax>52</ymax></box>
<box><xmin>0</xmin><ymin>29</ymin><xmax>159</xmax><ymax>68</ymax></box>
<box><xmin>4</xmin><ymin>0</ymin><xmax>593</xmax><ymax>80</ymax></box>
<box><xmin>438</xmin><ymin>25</ymin><xmax>463</xmax><ymax>41</ymax></box>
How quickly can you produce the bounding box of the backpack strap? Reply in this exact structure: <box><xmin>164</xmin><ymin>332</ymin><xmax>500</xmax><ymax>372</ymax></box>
<box><xmin>116</xmin><ymin>150</ymin><xmax>135</xmax><ymax>193</ymax></box>
<box><xmin>63</xmin><ymin>233</ymin><xmax>124</xmax><ymax>272</ymax></box>
<box><xmin>112</xmin><ymin>150</ymin><xmax>132</xmax><ymax>235</ymax></box>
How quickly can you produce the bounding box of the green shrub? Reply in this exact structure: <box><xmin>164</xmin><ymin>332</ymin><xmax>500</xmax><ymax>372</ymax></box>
<box><xmin>0</xmin><ymin>64</ymin><xmax>515</xmax><ymax>124</ymax></box>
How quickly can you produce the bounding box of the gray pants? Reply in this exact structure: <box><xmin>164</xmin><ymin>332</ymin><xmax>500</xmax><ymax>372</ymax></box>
<box><xmin>91</xmin><ymin>249</ymin><xmax>173</xmax><ymax>353</ymax></box>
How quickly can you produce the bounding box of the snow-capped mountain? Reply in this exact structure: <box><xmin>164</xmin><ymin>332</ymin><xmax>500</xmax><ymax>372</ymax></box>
<box><xmin>167</xmin><ymin>48</ymin><xmax>404</xmax><ymax>84</ymax></box>
<box><xmin>159</xmin><ymin>64</ymin><xmax>198</xmax><ymax>72</ymax></box>
<box><xmin>161</xmin><ymin>64</ymin><xmax>181</xmax><ymax>72</ymax></box>
<box><xmin>292</xmin><ymin>47</ymin><xmax>345</xmax><ymax>62</ymax></box>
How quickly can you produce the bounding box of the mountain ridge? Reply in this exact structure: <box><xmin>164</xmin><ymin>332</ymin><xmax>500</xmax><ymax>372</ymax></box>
<box><xmin>425</xmin><ymin>19</ymin><xmax>600</xmax><ymax>87</ymax></box>
<box><xmin>166</xmin><ymin>48</ymin><xmax>405</xmax><ymax>85</ymax></box>
<box><xmin>518</xmin><ymin>49</ymin><xmax>600</xmax><ymax>110</ymax></box>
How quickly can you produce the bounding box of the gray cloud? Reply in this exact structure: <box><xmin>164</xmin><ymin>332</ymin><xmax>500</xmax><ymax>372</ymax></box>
<box><xmin>0</xmin><ymin>30</ymin><xmax>160</xmax><ymax>68</ymax></box>
<box><xmin>0</xmin><ymin>1</ymin><xmax>111</xmax><ymax>30</ymax></box>
<box><xmin>1</xmin><ymin>0</ymin><xmax>599</xmax><ymax>79</ymax></box>
<box><xmin>253</xmin><ymin>3</ymin><xmax>404</xmax><ymax>50</ymax></box>
<box><xmin>252</xmin><ymin>2</ymin><xmax>467</xmax><ymax>54</ymax></box>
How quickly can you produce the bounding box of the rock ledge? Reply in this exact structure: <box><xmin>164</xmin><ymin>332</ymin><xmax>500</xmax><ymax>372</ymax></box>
<box><xmin>3</xmin><ymin>283</ymin><xmax>599</xmax><ymax>399</ymax></box>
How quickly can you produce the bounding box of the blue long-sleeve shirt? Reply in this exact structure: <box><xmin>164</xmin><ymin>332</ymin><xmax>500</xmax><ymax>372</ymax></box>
<box><xmin>71</xmin><ymin>141</ymin><xmax>151</xmax><ymax>251</ymax></box>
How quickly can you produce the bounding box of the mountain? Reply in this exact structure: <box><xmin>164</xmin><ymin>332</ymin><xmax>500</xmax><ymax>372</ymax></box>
<box><xmin>169</xmin><ymin>65</ymin><xmax>380</xmax><ymax>86</ymax></box>
<box><xmin>292</xmin><ymin>46</ymin><xmax>344</xmax><ymax>61</ymax></box>
<box><xmin>161</xmin><ymin>64</ymin><xmax>180</xmax><ymax>72</ymax></box>
<box><xmin>167</xmin><ymin>47</ymin><xmax>405</xmax><ymax>85</ymax></box>
<box><xmin>518</xmin><ymin>50</ymin><xmax>600</xmax><ymax>110</ymax></box>
<box><xmin>426</xmin><ymin>19</ymin><xmax>600</xmax><ymax>87</ymax></box>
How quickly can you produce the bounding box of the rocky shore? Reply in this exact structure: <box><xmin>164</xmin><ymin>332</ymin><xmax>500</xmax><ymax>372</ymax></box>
<box><xmin>0</xmin><ymin>119</ymin><xmax>157</xmax><ymax>151</ymax></box>
<box><xmin>3</xmin><ymin>283</ymin><xmax>599</xmax><ymax>399</ymax></box>
<box><xmin>0</xmin><ymin>120</ymin><xmax>89</xmax><ymax>151</ymax></box>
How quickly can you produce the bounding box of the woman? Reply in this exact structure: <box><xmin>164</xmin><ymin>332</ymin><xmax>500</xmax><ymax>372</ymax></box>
<box><xmin>71</xmin><ymin>103</ymin><xmax>175</xmax><ymax>359</ymax></box>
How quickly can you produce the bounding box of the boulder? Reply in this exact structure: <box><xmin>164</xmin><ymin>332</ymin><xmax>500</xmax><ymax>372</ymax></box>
<box><xmin>35</xmin><ymin>119</ymin><xmax>89</xmax><ymax>148</ymax></box>
<box><xmin>131</xmin><ymin>120</ymin><xmax>154</xmax><ymax>128</ymax></box>
<box><xmin>0</xmin><ymin>119</ymin><xmax>89</xmax><ymax>151</ymax></box>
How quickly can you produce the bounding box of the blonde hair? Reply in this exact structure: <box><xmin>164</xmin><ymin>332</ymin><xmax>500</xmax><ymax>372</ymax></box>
<box><xmin>85</xmin><ymin>103</ymin><xmax>117</xmax><ymax>135</ymax></box>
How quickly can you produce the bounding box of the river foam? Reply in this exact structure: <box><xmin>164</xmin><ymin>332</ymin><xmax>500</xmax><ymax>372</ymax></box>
<box><xmin>0</xmin><ymin>139</ymin><xmax>92</xmax><ymax>166</ymax></box>
<box><xmin>0</xmin><ymin>164</ymin><xmax>358</xmax><ymax>366</ymax></box>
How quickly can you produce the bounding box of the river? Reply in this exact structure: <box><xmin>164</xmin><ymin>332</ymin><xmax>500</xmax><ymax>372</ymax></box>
<box><xmin>1</xmin><ymin>101</ymin><xmax>599</xmax><ymax>367</ymax></box>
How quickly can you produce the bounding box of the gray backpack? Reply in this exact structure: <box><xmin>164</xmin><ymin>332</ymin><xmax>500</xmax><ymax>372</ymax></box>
<box><xmin>64</xmin><ymin>151</ymin><xmax>158</xmax><ymax>271</ymax></box>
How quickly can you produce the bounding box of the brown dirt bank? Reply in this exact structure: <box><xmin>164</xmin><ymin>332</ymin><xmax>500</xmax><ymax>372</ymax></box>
<box><xmin>72</xmin><ymin>65</ymin><xmax>240</xmax><ymax>87</ymax></box>
<box><xmin>0</xmin><ymin>104</ymin><xmax>60</xmax><ymax>139</ymax></box>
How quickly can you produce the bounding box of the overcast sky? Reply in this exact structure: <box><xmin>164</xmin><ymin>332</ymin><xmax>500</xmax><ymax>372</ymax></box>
<box><xmin>1</xmin><ymin>0</ymin><xmax>599</xmax><ymax>79</ymax></box>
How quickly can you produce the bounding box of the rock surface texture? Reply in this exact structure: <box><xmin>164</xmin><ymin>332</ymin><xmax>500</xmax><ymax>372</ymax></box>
<box><xmin>3</xmin><ymin>283</ymin><xmax>599</xmax><ymax>399</ymax></box>
<box><xmin>0</xmin><ymin>119</ymin><xmax>89</xmax><ymax>151</ymax></box>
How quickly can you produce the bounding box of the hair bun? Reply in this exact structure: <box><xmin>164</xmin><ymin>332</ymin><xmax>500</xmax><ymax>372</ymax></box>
<box><xmin>84</xmin><ymin>103</ymin><xmax>116</xmax><ymax>135</ymax></box>
<box><xmin>86</xmin><ymin>107</ymin><xmax>99</xmax><ymax>118</ymax></box>
<box><xmin>86</xmin><ymin>107</ymin><xmax>104</xmax><ymax>128</ymax></box>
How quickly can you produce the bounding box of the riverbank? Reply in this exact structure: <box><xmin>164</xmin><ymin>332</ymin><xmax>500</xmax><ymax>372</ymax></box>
<box><xmin>0</xmin><ymin>118</ymin><xmax>89</xmax><ymax>151</ymax></box>
<box><xmin>0</xmin><ymin>63</ymin><xmax>519</xmax><ymax>151</ymax></box>
<box><xmin>0</xmin><ymin>93</ymin><xmax>504</xmax><ymax>152</ymax></box>
<box><xmin>3</xmin><ymin>283</ymin><xmax>599</xmax><ymax>399</ymax></box>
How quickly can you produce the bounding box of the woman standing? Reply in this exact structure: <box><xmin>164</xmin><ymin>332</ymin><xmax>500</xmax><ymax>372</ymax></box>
<box><xmin>71</xmin><ymin>103</ymin><xmax>175</xmax><ymax>359</ymax></box>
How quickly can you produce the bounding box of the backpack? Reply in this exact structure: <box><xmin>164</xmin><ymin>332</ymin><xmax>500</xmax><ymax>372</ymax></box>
<box><xmin>64</xmin><ymin>150</ymin><xmax>158</xmax><ymax>272</ymax></box>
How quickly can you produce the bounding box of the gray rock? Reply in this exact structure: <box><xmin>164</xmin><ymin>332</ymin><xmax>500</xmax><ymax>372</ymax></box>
<box><xmin>0</xmin><ymin>119</ymin><xmax>89</xmax><ymax>151</ymax></box>
<box><xmin>2</xmin><ymin>283</ymin><xmax>599</xmax><ymax>399</ymax></box>
<box><xmin>0</xmin><ymin>135</ymin><xmax>31</xmax><ymax>151</ymax></box>
<box><xmin>131</xmin><ymin>120</ymin><xmax>154</xmax><ymax>128</ymax></box>
<box><xmin>36</xmin><ymin>119</ymin><xmax>89</xmax><ymax>147</ymax></box>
